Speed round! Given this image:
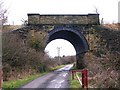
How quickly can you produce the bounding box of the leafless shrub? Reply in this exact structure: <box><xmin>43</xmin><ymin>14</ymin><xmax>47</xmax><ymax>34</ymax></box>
<box><xmin>0</xmin><ymin>1</ymin><xmax>7</xmax><ymax>25</ymax></box>
<box><xmin>60</xmin><ymin>56</ymin><xmax>76</xmax><ymax>65</ymax></box>
<box><xmin>2</xmin><ymin>31</ymin><xmax>45</xmax><ymax>80</ymax></box>
<box><xmin>84</xmin><ymin>52</ymin><xmax>120</xmax><ymax>88</ymax></box>
<box><xmin>84</xmin><ymin>24</ymin><xmax>120</xmax><ymax>88</ymax></box>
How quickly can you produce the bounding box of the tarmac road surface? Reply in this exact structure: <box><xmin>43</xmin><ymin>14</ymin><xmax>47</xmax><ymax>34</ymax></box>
<box><xmin>19</xmin><ymin>64</ymin><xmax>73</xmax><ymax>89</ymax></box>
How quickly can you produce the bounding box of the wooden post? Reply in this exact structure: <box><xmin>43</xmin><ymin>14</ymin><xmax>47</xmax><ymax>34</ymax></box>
<box><xmin>0</xmin><ymin>69</ymin><xmax>3</xmax><ymax>89</ymax></box>
<box><xmin>82</xmin><ymin>69</ymin><xmax>88</xmax><ymax>89</ymax></box>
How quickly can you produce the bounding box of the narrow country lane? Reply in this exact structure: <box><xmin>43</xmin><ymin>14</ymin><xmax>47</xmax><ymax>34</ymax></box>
<box><xmin>19</xmin><ymin>64</ymin><xmax>73</xmax><ymax>89</ymax></box>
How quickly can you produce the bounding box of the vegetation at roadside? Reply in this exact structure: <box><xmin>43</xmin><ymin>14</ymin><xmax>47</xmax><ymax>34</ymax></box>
<box><xmin>2</xmin><ymin>64</ymin><xmax>65</xmax><ymax>89</ymax></box>
<box><xmin>68</xmin><ymin>62</ymin><xmax>82</xmax><ymax>88</ymax></box>
<box><xmin>69</xmin><ymin>71</ymin><xmax>82</xmax><ymax>88</ymax></box>
<box><xmin>84</xmin><ymin>24</ymin><xmax>120</xmax><ymax>88</ymax></box>
<box><xmin>48</xmin><ymin>65</ymin><xmax>65</xmax><ymax>71</ymax></box>
<box><xmin>2</xmin><ymin>72</ymin><xmax>47</xmax><ymax>89</ymax></box>
<box><xmin>71</xmin><ymin>63</ymin><xmax>76</xmax><ymax>70</ymax></box>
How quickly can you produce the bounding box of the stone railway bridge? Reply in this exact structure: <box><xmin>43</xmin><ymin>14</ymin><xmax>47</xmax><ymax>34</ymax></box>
<box><xmin>14</xmin><ymin>13</ymin><xmax>100</xmax><ymax>69</ymax></box>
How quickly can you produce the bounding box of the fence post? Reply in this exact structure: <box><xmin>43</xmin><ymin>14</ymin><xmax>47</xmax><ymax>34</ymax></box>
<box><xmin>72</xmin><ymin>71</ymin><xmax>74</xmax><ymax>80</ymax></box>
<box><xmin>0</xmin><ymin>69</ymin><xmax>3</xmax><ymax>89</ymax></box>
<box><xmin>82</xmin><ymin>69</ymin><xmax>88</xmax><ymax>89</ymax></box>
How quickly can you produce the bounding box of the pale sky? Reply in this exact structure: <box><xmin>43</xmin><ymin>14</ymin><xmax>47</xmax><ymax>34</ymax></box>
<box><xmin>118</xmin><ymin>1</ymin><xmax>120</xmax><ymax>23</ymax></box>
<box><xmin>3</xmin><ymin>0</ymin><xmax>119</xmax><ymax>25</ymax></box>
<box><xmin>45</xmin><ymin>39</ymin><xmax>76</xmax><ymax>58</ymax></box>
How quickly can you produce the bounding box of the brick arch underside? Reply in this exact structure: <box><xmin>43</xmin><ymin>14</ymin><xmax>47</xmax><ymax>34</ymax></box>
<box><xmin>47</xmin><ymin>27</ymin><xmax>89</xmax><ymax>55</ymax></box>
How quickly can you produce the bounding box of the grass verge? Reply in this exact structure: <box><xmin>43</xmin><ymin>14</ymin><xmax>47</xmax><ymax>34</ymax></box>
<box><xmin>69</xmin><ymin>63</ymin><xmax>82</xmax><ymax>88</ymax></box>
<box><xmin>69</xmin><ymin>73</ymin><xmax>82</xmax><ymax>88</ymax></box>
<box><xmin>49</xmin><ymin>65</ymin><xmax>65</xmax><ymax>71</ymax></box>
<box><xmin>2</xmin><ymin>65</ymin><xmax>65</xmax><ymax>89</ymax></box>
<box><xmin>2</xmin><ymin>72</ymin><xmax>47</xmax><ymax>89</ymax></box>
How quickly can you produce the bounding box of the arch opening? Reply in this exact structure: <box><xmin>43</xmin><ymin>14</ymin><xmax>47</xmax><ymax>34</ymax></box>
<box><xmin>46</xmin><ymin>27</ymin><xmax>89</xmax><ymax>69</ymax></box>
<box><xmin>45</xmin><ymin>39</ymin><xmax>76</xmax><ymax>58</ymax></box>
<box><xmin>47</xmin><ymin>27</ymin><xmax>89</xmax><ymax>55</ymax></box>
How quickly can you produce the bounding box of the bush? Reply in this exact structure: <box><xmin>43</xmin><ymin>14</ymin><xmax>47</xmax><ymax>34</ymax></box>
<box><xmin>84</xmin><ymin>25</ymin><xmax>120</xmax><ymax>88</ymax></box>
<box><xmin>2</xmin><ymin>31</ymin><xmax>45</xmax><ymax>81</ymax></box>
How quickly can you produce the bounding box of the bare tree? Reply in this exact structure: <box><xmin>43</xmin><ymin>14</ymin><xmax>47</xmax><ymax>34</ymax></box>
<box><xmin>21</xmin><ymin>18</ymin><xmax>28</xmax><ymax>26</ymax></box>
<box><xmin>94</xmin><ymin>6</ymin><xmax>99</xmax><ymax>14</ymax></box>
<box><xmin>0</xmin><ymin>1</ymin><xmax>7</xmax><ymax>26</ymax></box>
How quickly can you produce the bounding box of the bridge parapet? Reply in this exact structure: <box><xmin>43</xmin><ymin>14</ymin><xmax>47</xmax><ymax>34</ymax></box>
<box><xmin>27</xmin><ymin>14</ymin><xmax>100</xmax><ymax>25</ymax></box>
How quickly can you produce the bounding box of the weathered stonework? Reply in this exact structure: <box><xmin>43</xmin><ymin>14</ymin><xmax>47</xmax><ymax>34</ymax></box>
<box><xmin>28</xmin><ymin>14</ymin><xmax>40</xmax><ymax>25</ymax></box>
<box><xmin>28</xmin><ymin>14</ymin><xmax>99</xmax><ymax>25</ymax></box>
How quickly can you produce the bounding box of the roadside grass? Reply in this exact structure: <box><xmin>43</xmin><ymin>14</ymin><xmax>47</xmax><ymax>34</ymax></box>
<box><xmin>2</xmin><ymin>65</ymin><xmax>65</xmax><ymax>89</ymax></box>
<box><xmin>69</xmin><ymin>63</ymin><xmax>82</xmax><ymax>88</ymax></box>
<box><xmin>49</xmin><ymin>65</ymin><xmax>65</xmax><ymax>71</ymax></box>
<box><xmin>2</xmin><ymin>72</ymin><xmax>48</xmax><ymax>89</ymax></box>
<box><xmin>69</xmin><ymin>75</ymin><xmax>81</xmax><ymax>88</ymax></box>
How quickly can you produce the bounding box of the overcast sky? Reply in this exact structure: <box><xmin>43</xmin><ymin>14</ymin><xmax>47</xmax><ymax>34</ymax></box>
<box><xmin>45</xmin><ymin>39</ymin><xmax>76</xmax><ymax>57</ymax></box>
<box><xmin>118</xmin><ymin>1</ymin><xmax>120</xmax><ymax>23</ymax></box>
<box><xmin>4</xmin><ymin>0</ymin><xmax>119</xmax><ymax>25</ymax></box>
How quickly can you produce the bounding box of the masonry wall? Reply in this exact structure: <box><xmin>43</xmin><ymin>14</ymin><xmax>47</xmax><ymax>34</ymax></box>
<box><xmin>28</xmin><ymin>14</ymin><xmax>40</xmax><ymax>25</ymax></box>
<box><xmin>27</xmin><ymin>14</ymin><xmax>99</xmax><ymax>25</ymax></box>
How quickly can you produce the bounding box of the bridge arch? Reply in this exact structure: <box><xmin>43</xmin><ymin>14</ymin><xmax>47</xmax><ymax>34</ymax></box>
<box><xmin>47</xmin><ymin>27</ymin><xmax>89</xmax><ymax>69</ymax></box>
